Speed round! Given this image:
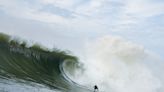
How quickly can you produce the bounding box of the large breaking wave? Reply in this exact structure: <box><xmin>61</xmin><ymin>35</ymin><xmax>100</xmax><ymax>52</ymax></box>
<box><xmin>0</xmin><ymin>33</ymin><xmax>91</xmax><ymax>92</ymax></box>
<box><xmin>0</xmin><ymin>33</ymin><xmax>163</xmax><ymax>92</ymax></box>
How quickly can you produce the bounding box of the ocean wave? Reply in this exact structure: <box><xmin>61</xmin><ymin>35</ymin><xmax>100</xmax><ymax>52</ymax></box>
<box><xmin>0</xmin><ymin>33</ymin><xmax>91</xmax><ymax>92</ymax></box>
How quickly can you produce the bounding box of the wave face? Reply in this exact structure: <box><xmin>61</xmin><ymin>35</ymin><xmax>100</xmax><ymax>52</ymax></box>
<box><xmin>0</xmin><ymin>33</ymin><xmax>91</xmax><ymax>92</ymax></box>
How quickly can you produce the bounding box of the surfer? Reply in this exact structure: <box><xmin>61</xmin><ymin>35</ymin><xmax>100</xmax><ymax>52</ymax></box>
<box><xmin>94</xmin><ymin>85</ymin><xmax>99</xmax><ymax>92</ymax></box>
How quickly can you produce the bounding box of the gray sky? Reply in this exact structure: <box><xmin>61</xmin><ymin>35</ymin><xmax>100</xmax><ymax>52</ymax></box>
<box><xmin>0</xmin><ymin>0</ymin><xmax>164</xmax><ymax>58</ymax></box>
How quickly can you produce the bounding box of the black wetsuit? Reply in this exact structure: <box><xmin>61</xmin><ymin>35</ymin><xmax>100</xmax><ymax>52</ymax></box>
<box><xmin>94</xmin><ymin>85</ymin><xmax>98</xmax><ymax>92</ymax></box>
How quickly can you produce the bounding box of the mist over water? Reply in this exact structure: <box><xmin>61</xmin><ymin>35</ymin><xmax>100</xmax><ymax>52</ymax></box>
<box><xmin>65</xmin><ymin>35</ymin><xmax>163</xmax><ymax>92</ymax></box>
<box><xmin>0</xmin><ymin>33</ymin><xmax>163</xmax><ymax>92</ymax></box>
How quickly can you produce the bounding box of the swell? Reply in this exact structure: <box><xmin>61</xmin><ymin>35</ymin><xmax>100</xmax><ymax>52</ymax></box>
<box><xmin>0</xmin><ymin>33</ymin><xmax>80</xmax><ymax>91</ymax></box>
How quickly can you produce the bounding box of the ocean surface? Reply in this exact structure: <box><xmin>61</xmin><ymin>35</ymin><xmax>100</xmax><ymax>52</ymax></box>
<box><xmin>0</xmin><ymin>33</ymin><xmax>163</xmax><ymax>92</ymax></box>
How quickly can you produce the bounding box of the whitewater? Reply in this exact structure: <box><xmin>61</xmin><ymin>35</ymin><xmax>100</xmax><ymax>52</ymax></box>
<box><xmin>64</xmin><ymin>35</ymin><xmax>164</xmax><ymax>92</ymax></box>
<box><xmin>0</xmin><ymin>34</ymin><xmax>164</xmax><ymax>92</ymax></box>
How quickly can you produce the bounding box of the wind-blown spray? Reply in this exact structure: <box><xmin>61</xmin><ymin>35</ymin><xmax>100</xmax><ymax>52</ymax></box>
<box><xmin>66</xmin><ymin>35</ymin><xmax>162</xmax><ymax>92</ymax></box>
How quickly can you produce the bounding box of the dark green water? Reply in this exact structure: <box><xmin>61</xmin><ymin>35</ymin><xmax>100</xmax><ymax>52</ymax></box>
<box><xmin>0</xmin><ymin>33</ymin><xmax>91</xmax><ymax>92</ymax></box>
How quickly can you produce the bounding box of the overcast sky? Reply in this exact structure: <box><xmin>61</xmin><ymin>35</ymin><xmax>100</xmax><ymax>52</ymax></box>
<box><xmin>0</xmin><ymin>0</ymin><xmax>164</xmax><ymax>58</ymax></box>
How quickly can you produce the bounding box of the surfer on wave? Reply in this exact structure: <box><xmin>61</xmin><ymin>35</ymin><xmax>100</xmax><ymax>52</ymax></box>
<box><xmin>94</xmin><ymin>85</ymin><xmax>99</xmax><ymax>92</ymax></box>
